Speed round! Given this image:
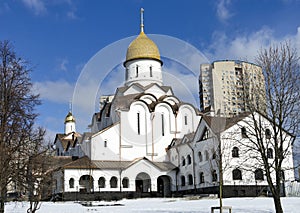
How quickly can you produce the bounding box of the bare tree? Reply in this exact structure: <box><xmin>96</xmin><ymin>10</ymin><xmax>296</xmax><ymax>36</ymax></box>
<box><xmin>237</xmin><ymin>42</ymin><xmax>300</xmax><ymax>213</ymax></box>
<box><xmin>0</xmin><ymin>40</ymin><xmax>44</xmax><ymax>213</ymax></box>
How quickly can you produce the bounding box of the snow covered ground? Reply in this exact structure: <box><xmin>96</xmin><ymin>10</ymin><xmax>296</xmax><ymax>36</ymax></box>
<box><xmin>5</xmin><ymin>197</ymin><xmax>300</xmax><ymax>213</ymax></box>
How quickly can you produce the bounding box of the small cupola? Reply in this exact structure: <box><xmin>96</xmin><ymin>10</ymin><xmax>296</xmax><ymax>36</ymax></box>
<box><xmin>64</xmin><ymin>111</ymin><xmax>76</xmax><ymax>134</ymax></box>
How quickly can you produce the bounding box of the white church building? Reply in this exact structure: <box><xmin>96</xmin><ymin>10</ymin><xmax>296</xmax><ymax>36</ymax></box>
<box><xmin>52</xmin><ymin>10</ymin><xmax>295</xmax><ymax>200</ymax></box>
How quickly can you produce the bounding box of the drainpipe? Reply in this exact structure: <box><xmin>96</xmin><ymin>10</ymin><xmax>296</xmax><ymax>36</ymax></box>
<box><xmin>175</xmin><ymin>146</ymin><xmax>180</xmax><ymax>193</ymax></box>
<box><xmin>187</xmin><ymin>143</ymin><xmax>197</xmax><ymax>194</ymax></box>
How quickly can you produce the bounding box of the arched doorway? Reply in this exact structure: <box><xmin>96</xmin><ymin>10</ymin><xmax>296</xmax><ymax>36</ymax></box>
<box><xmin>157</xmin><ymin>175</ymin><xmax>171</xmax><ymax>197</ymax></box>
<box><xmin>79</xmin><ymin>175</ymin><xmax>94</xmax><ymax>193</ymax></box>
<box><xmin>135</xmin><ymin>172</ymin><xmax>151</xmax><ymax>193</ymax></box>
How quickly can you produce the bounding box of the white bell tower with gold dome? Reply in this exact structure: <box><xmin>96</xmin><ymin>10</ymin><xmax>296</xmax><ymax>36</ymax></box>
<box><xmin>124</xmin><ymin>8</ymin><xmax>163</xmax><ymax>87</ymax></box>
<box><xmin>64</xmin><ymin>111</ymin><xmax>76</xmax><ymax>134</ymax></box>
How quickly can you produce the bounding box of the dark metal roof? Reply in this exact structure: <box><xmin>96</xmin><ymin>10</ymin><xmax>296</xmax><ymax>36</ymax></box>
<box><xmin>60</xmin><ymin>156</ymin><xmax>176</xmax><ymax>172</ymax></box>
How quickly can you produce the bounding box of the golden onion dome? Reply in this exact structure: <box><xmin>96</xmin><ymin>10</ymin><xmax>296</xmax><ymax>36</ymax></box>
<box><xmin>125</xmin><ymin>31</ymin><xmax>161</xmax><ymax>63</ymax></box>
<box><xmin>64</xmin><ymin>111</ymin><xmax>75</xmax><ymax>123</ymax></box>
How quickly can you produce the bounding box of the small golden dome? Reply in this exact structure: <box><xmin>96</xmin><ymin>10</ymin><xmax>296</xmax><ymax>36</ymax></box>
<box><xmin>125</xmin><ymin>31</ymin><xmax>161</xmax><ymax>63</ymax></box>
<box><xmin>65</xmin><ymin>111</ymin><xmax>75</xmax><ymax>123</ymax></box>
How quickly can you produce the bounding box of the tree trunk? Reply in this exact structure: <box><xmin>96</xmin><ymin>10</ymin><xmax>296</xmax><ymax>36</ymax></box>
<box><xmin>273</xmin><ymin>195</ymin><xmax>283</xmax><ymax>213</ymax></box>
<box><xmin>0</xmin><ymin>200</ymin><xmax>4</xmax><ymax>213</ymax></box>
<box><xmin>0</xmin><ymin>187</ymin><xmax>6</xmax><ymax>213</ymax></box>
<box><xmin>0</xmin><ymin>191</ymin><xmax>5</xmax><ymax>213</ymax></box>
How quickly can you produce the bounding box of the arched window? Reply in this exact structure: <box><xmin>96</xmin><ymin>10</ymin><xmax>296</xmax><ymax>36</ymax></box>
<box><xmin>187</xmin><ymin>155</ymin><xmax>192</xmax><ymax>165</ymax></box>
<box><xmin>232</xmin><ymin>147</ymin><xmax>239</xmax><ymax>157</ymax></box>
<box><xmin>181</xmin><ymin>176</ymin><xmax>185</xmax><ymax>186</ymax></box>
<box><xmin>182</xmin><ymin>157</ymin><xmax>186</xmax><ymax>166</ymax></box>
<box><xmin>200</xmin><ymin>172</ymin><xmax>204</xmax><ymax>184</ymax></box>
<box><xmin>122</xmin><ymin>177</ymin><xmax>129</xmax><ymax>188</ymax></box>
<box><xmin>69</xmin><ymin>178</ymin><xmax>74</xmax><ymax>188</ymax></box>
<box><xmin>267</xmin><ymin>148</ymin><xmax>273</xmax><ymax>159</ymax></box>
<box><xmin>241</xmin><ymin>127</ymin><xmax>247</xmax><ymax>138</ymax></box>
<box><xmin>232</xmin><ymin>168</ymin><xmax>242</xmax><ymax>180</ymax></box>
<box><xmin>205</xmin><ymin>150</ymin><xmax>209</xmax><ymax>161</ymax></box>
<box><xmin>255</xmin><ymin>169</ymin><xmax>264</xmax><ymax>180</ymax></box>
<box><xmin>188</xmin><ymin>174</ymin><xmax>193</xmax><ymax>185</ymax></box>
<box><xmin>212</xmin><ymin>170</ymin><xmax>218</xmax><ymax>182</ymax></box>
<box><xmin>98</xmin><ymin>177</ymin><xmax>105</xmax><ymax>188</ymax></box>
<box><xmin>136</xmin><ymin>65</ymin><xmax>139</xmax><ymax>77</ymax></box>
<box><xmin>198</xmin><ymin>152</ymin><xmax>203</xmax><ymax>162</ymax></box>
<box><xmin>150</xmin><ymin>66</ymin><xmax>153</xmax><ymax>77</ymax></box>
<box><xmin>110</xmin><ymin>176</ymin><xmax>118</xmax><ymax>188</ymax></box>
<box><xmin>184</xmin><ymin>115</ymin><xmax>188</xmax><ymax>125</ymax></box>
<box><xmin>137</xmin><ymin>113</ymin><xmax>140</xmax><ymax>135</ymax></box>
<box><xmin>265</xmin><ymin>129</ymin><xmax>271</xmax><ymax>139</ymax></box>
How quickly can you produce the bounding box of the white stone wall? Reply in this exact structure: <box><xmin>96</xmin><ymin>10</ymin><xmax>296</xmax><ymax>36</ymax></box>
<box><xmin>61</xmin><ymin>160</ymin><xmax>176</xmax><ymax>193</ymax></box>
<box><xmin>221</xmin><ymin>115</ymin><xmax>295</xmax><ymax>186</ymax></box>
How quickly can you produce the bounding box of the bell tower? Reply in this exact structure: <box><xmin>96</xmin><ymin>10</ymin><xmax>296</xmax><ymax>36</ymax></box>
<box><xmin>64</xmin><ymin>111</ymin><xmax>76</xmax><ymax>134</ymax></box>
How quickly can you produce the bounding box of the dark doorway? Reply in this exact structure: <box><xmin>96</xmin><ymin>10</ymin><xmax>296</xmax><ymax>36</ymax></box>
<box><xmin>135</xmin><ymin>172</ymin><xmax>151</xmax><ymax>193</ymax></box>
<box><xmin>157</xmin><ymin>175</ymin><xmax>171</xmax><ymax>197</ymax></box>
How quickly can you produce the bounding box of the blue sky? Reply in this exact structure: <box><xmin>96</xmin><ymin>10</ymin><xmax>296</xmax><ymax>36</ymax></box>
<box><xmin>1</xmin><ymin>0</ymin><xmax>300</xmax><ymax>141</ymax></box>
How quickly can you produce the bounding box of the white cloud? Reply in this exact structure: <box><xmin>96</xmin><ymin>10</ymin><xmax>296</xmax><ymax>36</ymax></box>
<box><xmin>216</xmin><ymin>0</ymin><xmax>233</xmax><ymax>22</ymax></box>
<box><xmin>21</xmin><ymin>0</ymin><xmax>46</xmax><ymax>15</ymax></box>
<box><xmin>206</xmin><ymin>26</ymin><xmax>300</xmax><ymax>63</ymax></box>
<box><xmin>59</xmin><ymin>58</ymin><xmax>69</xmax><ymax>71</ymax></box>
<box><xmin>67</xmin><ymin>8</ymin><xmax>78</xmax><ymax>20</ymax></box>
<box><xmin>33</xmin><ymin>80</ymin><xmax>74</xmax><ymax>104</ymax></box>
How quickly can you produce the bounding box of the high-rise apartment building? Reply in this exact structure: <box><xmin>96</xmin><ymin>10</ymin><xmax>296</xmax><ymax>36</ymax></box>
<box><xmin>199</xmin><ymin>60</ymin><xmax>265</xmax><ymax>117</ymax></box>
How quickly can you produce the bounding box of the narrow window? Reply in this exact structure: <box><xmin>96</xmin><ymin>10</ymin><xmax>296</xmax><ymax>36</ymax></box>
<box><xmin>150</xmin><ymin>66</ymin><xmax>153</xmax><ymax>77</ymax></box>
<box><xmin>198</xmin><ymin>152</ymin><xmax>203</xmax><ymax>162</ymax></box>
<box><xmin>187</xmin><ymin>155</ymin><xmax>192</xmax><ymax>165</ymax></box>
<box><xmin>255</xmin><ymin>169</ymin><xmax>264</xmax><ymax>180</ymax></box>
<box><xmin>182</xmin><ymin>157</ymin><xmax>186</xmax><ymax>166</ymax></box>
<box><xmin>212</xmin><ymin>148</ymin><xmax>216</xmax><ymax>159</ymax></box>
<box><xmin>69</xmin><ymin>178</ymin><xmax>74</xmax><ymax>188</ymax></box>
<box><xmin>232</xmin><ymin>147</ymin><xmax>239</xmax><ymax>157</ymax></box>
<box><xmin>200</xmin><ymin>172</ymin><xmax>204</xmax><ymax>183</ymax></box>
<box><xmin>136</xmin><ymin>65</ymin><xmax>139</xmax><ymax>77</ymax></box>
<box><xmin>233</xmin><ymin>168</ymin><xmax>242</xmax><ymax>180</ymax></box>
<box><xmin>184</xmin><ymin>115</ymin><xmax>188</xmax><ymax>125</ymax></box>
<box><xmin>137</xmin><ymin>113</ymin><xmax>140</xmax><ymax>135</ymax></box>
<box><xmin>212</xmin><ymin>170</ymin><xmax>218</xmax><ymax>182</ymax></box>
<box><xmin>161</xmin><ymin>114</ymin><xmax>165</xmax><ymax>136</ymax></box>
<box><xmin>181</xmin><ymin>176</ymin><xmax>185</xmax><ymax>186</ymax></box>
<box><xmin>265</xmin><ymin>129</ymin><xmax>271</xmax><ymax>139</ymax></box>
<box><xmin>188</xmin><ymin>174</ymin><xmax>193</xmax><ymax>185</ymax></box>
<box><xmin>104</xmin><ymin>140</ymin><xmax>107</xmax><ymax>148</ymax></box>
<box><xmin>267</xmin><ymin>148</ymin><xmax>273</xmax><ymax>159</ymax></box>
<box><xmin>241</xmin><ymin>127</ymin><xmax>247</xmax><ymax>138</ymax></box>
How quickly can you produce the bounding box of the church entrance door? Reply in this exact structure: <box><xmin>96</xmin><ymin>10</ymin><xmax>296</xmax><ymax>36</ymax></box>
<box><xmin>157</xmin><ymin>175</ymin><xmax>171</xmax><ymax>197</ymax></box>
<box><xmin>135</xmin><ymin>172</ymin><xmax>151</xmax><ymax>193</ymax></box>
